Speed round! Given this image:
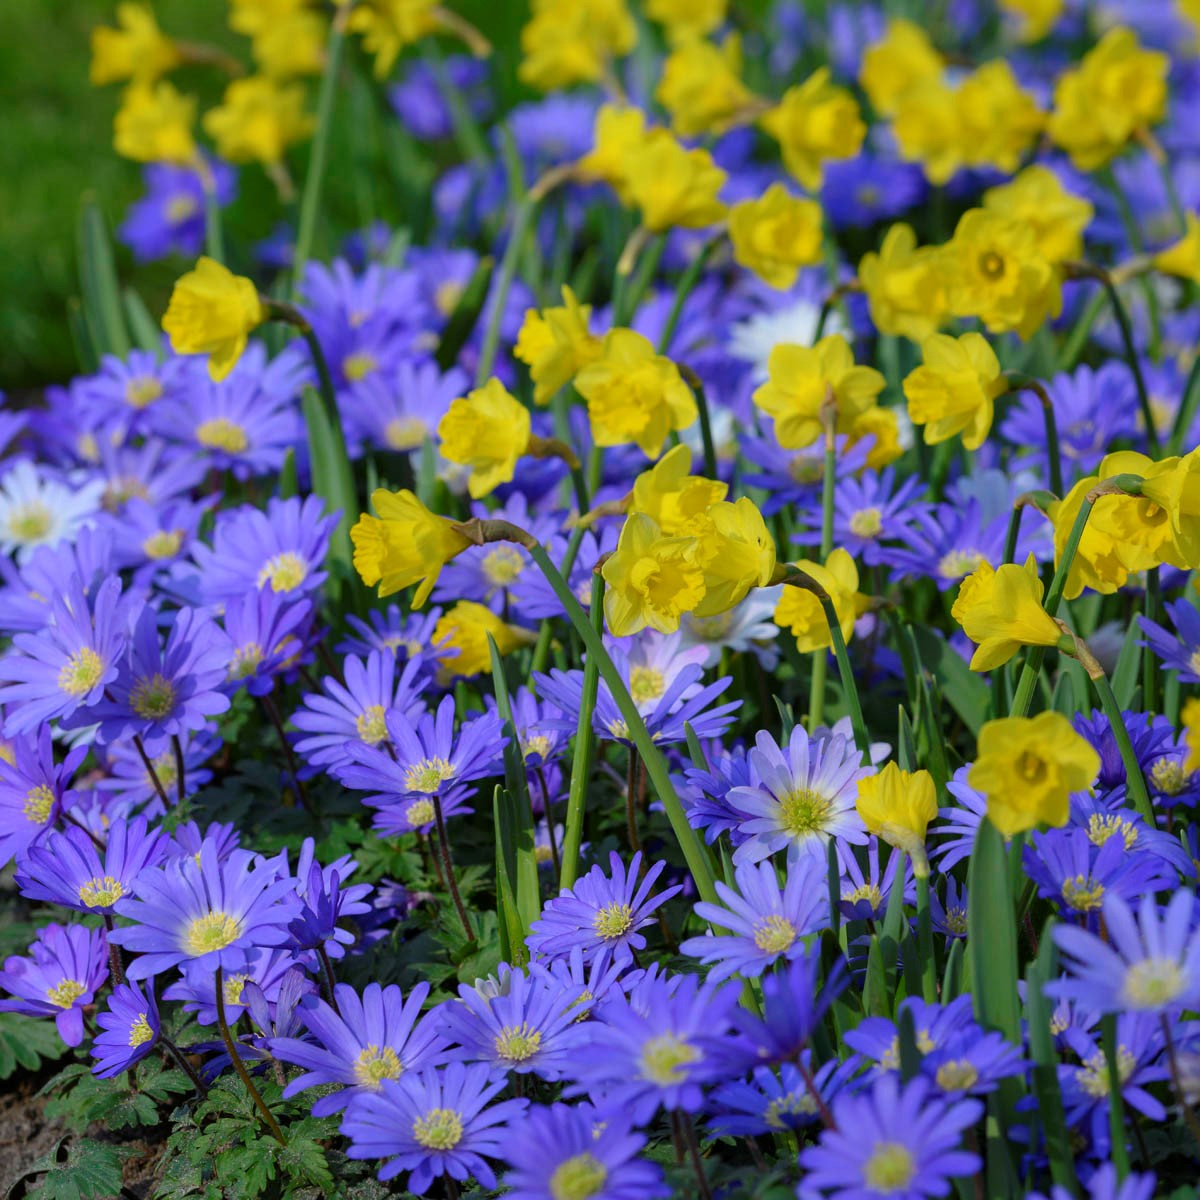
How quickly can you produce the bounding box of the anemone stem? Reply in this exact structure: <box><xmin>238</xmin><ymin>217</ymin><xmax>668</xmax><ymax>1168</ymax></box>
<box><xmin>215</xmin><ymin>966</ymin><xmax>286</xmax><ymax>1145</ymax></box>
<box><xmin>433</xmin><ymin>793</ymin><xmax>475</xmax><ymax>943</ymax></box>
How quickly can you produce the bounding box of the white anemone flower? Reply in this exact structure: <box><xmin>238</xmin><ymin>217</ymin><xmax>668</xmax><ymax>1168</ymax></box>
<box><xmin>0</xmin><ymin>460</ymin><xmax>104</xmax><ymax>563</ymax></box>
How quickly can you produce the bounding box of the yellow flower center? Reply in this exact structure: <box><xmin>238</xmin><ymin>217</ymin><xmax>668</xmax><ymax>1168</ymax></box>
<box><xmin>103</xmin><ymin>476</ymin><xmax>150</xmax><ymax>511</ymax></box>
<box><xmin>593</xmin><ymin>902</ymin><xmax>633</xmax><ymax>940</ymax></box>
<box><xmin>765</xmin><ymin>1089</ymin><xmax>815</xmax><ymax>1128</ymax></box>
<box><xmin>166</xmin><ymin>194</ymin><xmax>199</xmax><ymax>223</ymax></box>
<box><xmin>58</xmin><ymin>648</ymin><xmax>105</xmax><ymax>697</ymax></box>
<box><xmin>788</xmin><ymin>454</ymin><xmax>824</xmax><ymax>485</ymax></box>
<box><xmin>934</xmin><ymin>1059</ymin><xmax>979</xmax><ymax>1092</ymax></box>
<box><xmin>688</xmin><ymin>612</ymin><xmax>735</xmax><ymax>638</ymax></box>
<box><xmin>938</xmin><ymin>549</ymin><xmax>985</xmax><ymax>580</ymax></box>
<box><xmin>131</xmin><ymin>672</ymin><xmax>178</xmax><ymax>719</ymax></box>
<box><xmin>752</xmin><ymin>914</ymin><xmax>797</xmax><ymax>954</ymax></box>
<box><xmin>778</xmin><ymin>787</ymin><xmax>831</xmax><ymax>837</ymax></box>
<box><xmin>142</xmin><ymin>529</ymin><xmax>183</xmax><ymax>560</ymax></box>
<box><xmin>435</xmin><ymin>280</ymin><xmax>464</xmax><ymax>316</ymax></box>
<box><xmin>46</xmin><ymin>979</ymin><xmax>88</xmax><ymax>1009</ymax></box>
<box><xmin>849</xmin><ymin>506</ymin><xmax>883</xmax><ymax>537</ymax></box>
<box><xmin>342</xmin><ymin>351</ymin><xmax>378</xmax><ymax>382</ymax></box>
<box><xmin>78</xmin><ymin>875</ymin><xmax>125</xmax><ymax>908</ymax></box>
<box><xmin>494</xmin><ymin>1022</ymin><xmax>543</xmax><ymax>1063</ymax></box>
<box><xmin>125</xmin><ymin>376</ymin><xmax>164</xmax><ymax>409</ymax></box>
<box><xmin>257</xmin><ymin>552</ymin><xmax>308</xmax><ymax>593</ymax></box>
<box><xmin>384</xmin><ymin>416</ymin><xmax>428</xmax><ymax>450</ymax></box>
<box><xmin>196</xmin><ymin>418</ymin><xmax>249</xmax><ymax>454</ymax></box>
<box><xmin>1078</xmin><ymin>1048</ymin><xmax>1134</xmax><ymax>1097</ymax></box>
<box><xmin>1087</xmin><ymin>813</ymin><xmax>1138</xmax><ymax>849</ymax></box>
<box><xmin>863</xmin><ymin>1142</ymin><xmax>917</xmax><ymax>1192</ymax></box>
<box><xmin>481</xmin><ymin>545</ymin><xmax>526</xmax><ymax>587</ymax></box>
<box><xmin>23</xmin><ymin>784</ymin><xmax>55</xmax><ymax>824</ymax></box>
<box><xmin>1150</xmin><ymin>758</ymin><xmax>1189</xmax><ymax>796</ymax></box>
<box><xmin>1015</xmin><ymin>750</ymin><xmax>1048</xmax><ymax>785</ymax></box>
<box><xmin>639</xmin><ymin>1032</ymin><xmax>702</xmax><ymax>1085</ymax></box>
<box><xmin>880</xmin><ymin>1030</ymin><xmax>936</xmax><ymax>1070</ymax></box>
<box><xmin>412</xmin><ymin>1107</ymin><xmax>464</xmax><ymax>1150</ymax></box>
<box><xmin>183</xmin><ymin>911</ymin><xmax>242</xmax><ymax>956</ymax></box>
<box><xmin>0</xmin><ymin>740</ymin><xmax>15</xmax><ymax>766</ymax></box>
<box><xmin>1061</xmin><ymin>875</ymin><xmax>1105</xmax><ymax>911</ymax></box>
<box><xmin>522</xmin><ymin>733</ymin><xmax>553</xmax><ymax>761</ymax></box>
<box><xmin>1190</xmin><ymin>648</ymin><xmax>1200</xmax><ymax>677</ymax></box>
<box><xmin>629</xmin><ymin>666</ymin><xmax>667</xmax><ymax>705</ymax></box>
<box><xmin>842</xmin><ymin>882</ymin><xmax>883</xmax><ymax>909</ymax></box>
<box><xmin>223</xmin><ymin>973</ymin><xmax>249</xmax><ymax>1006</ymax></box>
<box><xmin>128</xmin><ymin>1013</ymin><xmax>155</xmax><ymax>1047</ymax></box>
<box><xmin>355</xmin><ymin>704</ymin><xmax>389</xmax><ymax>744</ymax></box>
<box><xmin>1122</xmin><ymin>957</ymin><xmax>1186</xmax><ymax>1009</ymax></box>
<box><xmin>406</xmin><ymin>798</ymin><xmax>436</xmax><ymax>827</ymax></box>
<box><xmin>6</xmin><ymin>502</ymin><xmax>53</xmax><ymax>543</ymax></box>
<box><xmin>549</xmin><ymin>1153</ymin><xmax>608</xmax><ymax>1200</ymax></box>
<box><xmin>353</xmin><ymin>1044</ymin><xmax>403</xmax><ymax>1088</ymax></box>
<box><xmin>230</xmin><ymin>644</ymin><xmax>264</xmax><ymax>679</ymax></box>
<box><xmin>403</xmin><ymin>756</ymin><xmax>455</xmax><ymax>793</ymax></box>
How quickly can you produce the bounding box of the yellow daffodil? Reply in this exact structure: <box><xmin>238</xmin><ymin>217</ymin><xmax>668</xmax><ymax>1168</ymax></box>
<box><xmin>629</xmin><ymin>444</ymin><xmax>727</xmax><ymax>536</ymax></box>
<box><xmin>113</xmin><ymin>81</ymin><xmax>197</xmax><ymax>164</ymax></box>
<box><xmin>728</xmin><ymin>184</ymin><xmax>824</xmax><ymax>291</ymax></box>
<box><xmin>625</xmin><ymin>136</ymin><xmax>728</xmax><ymax>233</ymax></box>
<box><xmin>575</xmin><ymin>329</ymin><xmax>697</xmax><ymax>457</ymax></box>
<box><xmin>575</xmin><ymin>105</ymin><xmax>652</xmax><ymax>205</ymax></box>
<box><xmin>645</xmin><ymin>0</ymin><xmax>726</xmax><ymax>42</ymax></box>
<box><xmin>969</xmin><ymin>713</ymin><xmax>1100</xmax><ymax>837</ymax></box>
<box><xmin>514</xmin><ymin>286</ymin><xmax>602</xmax><ymax>405</ymax></box>
<box><xmin>858</xmin><ymin>18</ymin><xmax>943</xmax><ymax>118</ymax></box>
<box><xmin>433</xmin><ymin>601</ymin><xmax>534</xmax><ymax>678</ymax></box>
<box><xmin>1182</xmin><ymin>697</ymin><xmax>1200</xmax><ymax>773</ymax></box>
<box><xmin>350</xmin><ymin>488</ymin><xmax>471</xmax><ymax>606</ymax></box>
<box><xmin>519</xmin><ymin>0</ymin><xmax>636</xmax><ymax>92</ymax></box>
<box><xmin>1048</xmin><ymin>472</ymin><xmax>1132</xmax><ymax>600</ymax></box>
<box><xmin>162</xmin><ymin>257</ymin><xmax>266</xmax><ymax>381</ymax></box>
<box><xmin>601</xmin><ymin>512</ymin><xmax>706</xmax><ymax>636</ymax></box>
<box><xmin>1125</xmin><ymin>448</ymin><xmax>1200</xmax><ymax>569</ymax></box>
<box><xmin>1154</xmin><ymin>213</ymin><xmax>1200</xmax><ymax>284</ymax></box>
<box><xmin>91</xmin><ymin>3</ymin><xmax>181</xmax><ymax>86</ymax></box>
<box><xmin>942</xmin><ymin>208</ymin><xmax>1061</xmax><ymax>339</ymax></box>
<box><xmin>348</xmin><ymin>0</ymin><xmax>440</xmax><ymax>78</ymax></box>
<box><xmin>892</xmin><ymin>79</ymin><xmax>966</xmax><ymax>185</ymax></box>
<box><xmin>902</xmin><ymin>331</ymin><xmax>1007</xmax><ymax>451</ymax></box>
<box><xmin>774</xmin><ymin>548</ymin><xmax>869</xmax><ymax>653</ymax></box>
<box><xmin>760</xmin><ymin>68</ymin><xmax>865</xmax><ymax>190</ymax></box>
<box><xmin>857</xmin><ymin>223</ymin><xmax>948</xmax><ymax>344</ymax></box>
<box><xmin>983</xmin><ymin>166</ymin><xmax>1094</xmax><ymax>265</ymax></box>
<box><xmin>754</xmin><ymin>335</ymin><xmax>886</xmax><ymax>450</ymax></box>
<box><xmin>1047</xmin><ymin>27</ymin><xmax>1168</xmax><ymax>170</ymax></box>
<box><xmin>951</xmin><ymin>556</ymin><xmax>1064</xmax><ymax>671</ymax></box>
<box><xmin>692</xmin><ymin>498</ymin><xmax>777</xmax><ymax>617</ymax></box>
<box><xmin>656</xmin><ymin>36</ymin><xmax>754</xmax><ymax>138</ymax></box>
<box><xmin>955</xmin><ymin>60</ymin><xmax>1044</xmax><ymax>176</ymax></box>
<box><xmin>849</xmin><ymin>406</ymin><xmax>905</xmax><ymax>470</ymax></box>
<box><xmin>203</xmin><ymin>77</ymin><xmax>315</xmax><ymax>166</ymax></box>
<box><xmin>247</xmin><ymin>11</ymin><xmax>327</xmax><ymax>78</ymax></box>
<box><xmin>437</xmin><ymin>379</ymin><xmax>532</xmax><ymax>499</ymax></box>
<box><xmin>856</xmin><ymin>762</ymin><xmax>939</xmax><ymax>876</ymax></box>
<box><xmin>999</xmin><ymin>0</ymin><xmax>1063</xmax><ymax>42</ymax></box>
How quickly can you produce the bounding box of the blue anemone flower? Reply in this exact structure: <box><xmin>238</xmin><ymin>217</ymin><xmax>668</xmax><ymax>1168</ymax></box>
<box><xmin>91</xmin><ymin>981</ymin><xmax>161</xmax><ymax>1078</ymax></box>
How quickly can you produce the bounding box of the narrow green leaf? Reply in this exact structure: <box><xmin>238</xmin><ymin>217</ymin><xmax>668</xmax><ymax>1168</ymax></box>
<box><xmin>1111</xmin><ymin>616</ymin><xmax>1143</xmax><ymax>711</ymax></box>
<box><xmin>278</xmin><ymin>449</ymin><xmax>299</xmax><ymax>500</ymax></box>
<box><xmin>863</xmin><ymin>935</ymin><xmax>889</xmax><ymax>1017</ymax></box>
<box><xmin>912</xmin><ymin>628</ymin><xmax>989</xmax><ymax>735</ymax></box>
<box><xmin>435</xmin><ymin>254</ymin><xmax>495</xmax><ymax>371</ymax></box>
<box><xmin>66</xmin><ymin>297</ymin><xmax>98</xmax><ymax>375</ymax></box>
<box><xmin>897</xmin><ymin>1005</ymin><xmax>922</xmax><ymax>1082</ymax></box>
<box><xmin>942</xmin><ymin>936</ymin><xmax>965</xmax><ymax>1000</ymax></box>
<box><xmin>492</xmin><ymin>786</ymin><xmax>522</xmax><ymax>966</ymax></box>
<box><xmin>301</xmin><ymin>385</ymin><xmax>356</xmax><ymax>573</ymax></box>
<box><xmin>897</xmin><ymin>707</ymin><xmax>918</xmax><ymax>772</ymax></box>
<box><xmin>683</xmin><ymin>720</ymin><xmax>709</xmax><ymax>773</ymax></box>
<box><xmin>77</xmin><ymin>196</ymin><xmax>130</xmax><ymax>359</ymax></box>
<box><xmin>122</xmin><ymin>286</ymin><xmax>162</xmax><ymax>355</ymax></box>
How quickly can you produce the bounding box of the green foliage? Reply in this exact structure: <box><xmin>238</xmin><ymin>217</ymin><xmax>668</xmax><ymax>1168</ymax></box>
<box><xmin>16</xmin><ymin>1138</ymin><xmax>133</xmax><ymax>1200</ymax></box>
<box><xmin>0</xmin><ymin>1011</ymin><xmax>70</xmax><ymax>1081</ymax></box>
<box><xmin>40</xmin><ymin>1059</ymin><xmax>193</xmax><ymax>1133</ymax></box>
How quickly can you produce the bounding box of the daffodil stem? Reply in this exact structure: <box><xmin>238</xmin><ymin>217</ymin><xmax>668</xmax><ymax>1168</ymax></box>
<box><xmin>170</xmin><ymin>734</ymin><xmax>186</xmax><ymax>807</ymax></box>
<box><xmin>527</xmin><ymin>543</ymin><xmax>720</xmax><ymax>906</ymax></box>
<box><xmin>1090</xmin><ymin>670</ymin><xmax>1155</xmax><ymax>825</ymax></box>
<box><xmin>133</xmin><ymin>735</ymin><xmax>170</xmax><ymax>811</ymax></box>
<box><xmin>1057</xmin><ymin>288</ymin><xmax>1106</xmax><ymax>372</ymax></box>
<box><xmin>915</xmin><ymin>874</ymin><xmax>937</xmax><ymax>1003</ymax></box>
<box><xmin>821</xmin><ymin>597</ymin><xmax>870</xmax><ymax>765</ymax></box>
<box><xmin>1003</xmin><ymin>374</ymin><xmax>1063</xmax><ymax>499</ymax></box>
<box><xmin>203</xmin><ymin>184</ymin><xmax>225</xmax><ymax>265</ymax></box>
<box><xmin>433</xmin><ymin>793</ymin><xmax>475</xmax><ymax>942</ymax></box>
<box><xmin>612</xmin><ymin>233</ymin><xmax>666</xmax><ymax>327</ymax></box>
<box><xmin>476</xmin><ymin>196</ymin><xmax>539</xmax><ymax>387</ymax></box>
<box><xmin>1168</xmin><ymin>353</ymin><xmax>1200</xmax><ymax>456</ymax></box>
<box><xmin>290</xmin><ymin>6</ymin><xmax>348</xmax><ymax>298</ymax></box>
<box><xmin>679</xmin><ymin>365</ymin><xmax>718</xmax><ymax>480</ymax></box>
<box><xmin>559</xmin><ymin>573</ymin><xmax>604</xmax><ymax>891</ymax></box>
<box><xmin>214</xmin><ymin>966</ymin><xmax>287</xmax><ymax>1146</ymax></box>
<box><xmin>1002</xmin><ymin>503</ymin><xmax>1024</xmax><ymax>566</ymax></box>
<box><xmin>1143</xmin><ymin>568</ymin><xmax>1160</xmax><ymax>715</ymax></box>
<box><xmin>657</xmin><ymin>235</ymin><xmax>721</xmax><ymax>355</ymax></box>
<box><xmin>1101</xmin><ymin>1014</ymin><xmax>1131</xmax><ymax>1180</ymax></box>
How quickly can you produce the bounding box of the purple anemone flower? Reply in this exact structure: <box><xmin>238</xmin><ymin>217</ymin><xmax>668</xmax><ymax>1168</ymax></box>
<box><xmin>0</xmin><ymin>725</ymin><xmax>87</xmax><ymax>866</ymax></box>
<box><xmin>91</xmin><ymin>981</ymin><xmax>161</xmax><ymax>1078</ymax></box>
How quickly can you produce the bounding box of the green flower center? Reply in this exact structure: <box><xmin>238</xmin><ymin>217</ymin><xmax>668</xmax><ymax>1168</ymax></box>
<box><xmin>46</xmin><ymin>979</ymin><xmax>87</xmax><ymax>1009</ymax></box>
<box><xmin>257</xmin><ymin>552</ymin><xmax>308</xmax><ymax>593</ymax></box>
<box><xmin>405</xmin><ymin>798</ymin><xmax>436</xmax><ymax>828</ymax></box>
<box><xmin>494</xmin><ymin>1022</ymin><xmax>543</xmax><ymax>1063</ymax></box>
<box><xmin>342</xmin><ymin>351</ymin><xmax>378</xmax><ymax>382</ymax></box>
<box><xmin>195</xmin><ymin>417</ymin><xmax>249</xmax><ymax>454</ymax></box>
<box><xmin>639</xmin><ymin>1032</ymin><xmax>701</xmax><ymax>1085</ymax></box>
<box><xmin>412</xmin><ymin>1107</ymin><xmax>464</xmax><ymax>1150</ymax></box>
<box><xmin>58</xmin><ymin>648</ymin><xmax>105</xmax><ymax>697</ymax></box>
<box><xmin>165</xmin><ymin>194</ymin><xmax>198</xmax><ymax>223</ymax></box>
<box><xmin>435</xmin><ymin>281</ymin><xmax>464</xmax><ymax>317</ymax></box>
<box><xmin>142</xmin><ymin>529</ymin><xmax>184</xmax><ymax>560</ymax></box>
<box><xmin>863</xmin><ymin>1142</ymin><xmax>917</xmax><ymax>1192</ymax></box>
<box><xmin>78</xmin><ymin>875</ymin><xmax>125</xmax><ymax>908</ymax></box>
<box><xmin>355</xmin><ymin>704</ymin><xmax>389</xmax><ymax>745</ymax></box>
<box><xmin>593</xmin><ymin>902</ymin><xmax>633</xmax><ymax>941</ymax></box>
<box><xmin>977</xmin><ymin>250</ymin><xmax>1006</xmax><ymax>281</ymax></box>
<box><xmin>934</xmin><ymin>1059</ymin><xmax>979</xmax><ymax>1092</ymax></box>
<box><xmin>404</xmin><ymin>756</ymin><xmax>455</xmax><ymax>794</ymax></box>
<box><xmin>230</xmin><ymin>643</ymin><xmax>264</xmax><ymax>680</ymax></box>
<box><xmin>23</xmin><ymin>784</ymin><xmax>55</xmax><ymax>825</ymax></box>
<box><xmin>481</xmin><ymin>545</ymin><xmax>526</xmax><ymax>587</ymax></box>
<box><xmin>1015</xmin><ymin>750</ymin><xmax>1048</xmax><ymax>785</ymax></box>
<box><xmin>752</xmin><ymin>914</ymin><xmax>797</xmax><ymax>955</ymax></box>
<box><xmin>124</xmin><ymin>376</ymin><xmax>164</xmax><ymax>409</ymax></box>
<box><xmin>549</xmin><ymin>1152</ymin><xmax>608</xmax><ymax>1200</ymax></box>
<box><xmin>629</xmin><ymin>665</ymin><xmax>666</xmax><ymax>705</ymax></box>
<box><xmin>778</xmin><ymin>787</ymin><xmax>831</xmax><ymax>837</ymax></box>
<box><xmin>183</xmin><ymin>911</ymin><xmax>242</xmax><ymax>956</ymax></box>
<box><xmin>938</xmin><ymin>549</ymin><xmax>984</xmax><ymax>580</ymax></box>
<box><xmin>128</xmin><ymin>1013</ymin><xmax>155</xmax><ymax>1047</ymax></box>
<box><xmin>7</xmin><ymin>502</ymin><xmax>53</xmax><ymax>542</ymax></box>
<box><xmin>131</xmin><ymin>672</ymin><xmax>178</xmax><ymax>720</ymax></box>
<box><xmin>1122</xmin><ymin>957</ymin><xmax>1186</xmax><ymax>1009</ymax></box>
<box><xmin>849</xmin><ymin>506</ymin><xmax>883</xmax><ymax>538</ymax></box>
<box><xmin>353</xmin><ymin>1044</ymin><xmax>402</xmax><ymax>1089</ymax></box>
<box><xmin>943</xmin><ymin>906</ymin><xmax>968</xmax><ymax>935</ymax></box>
